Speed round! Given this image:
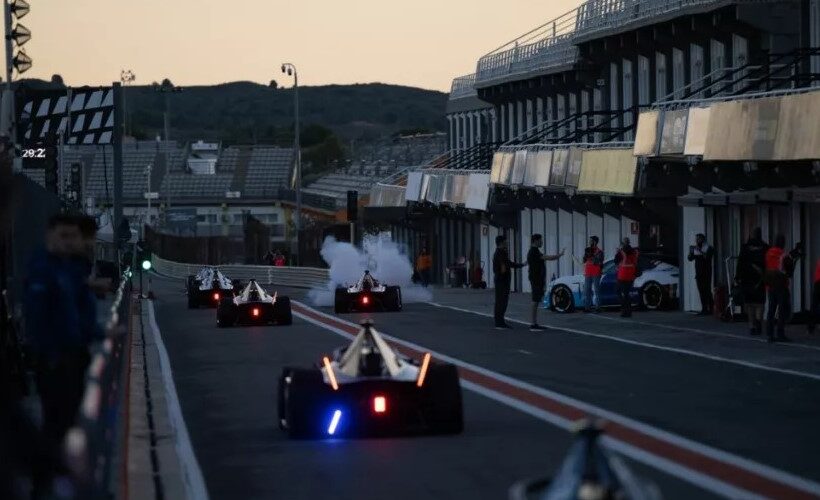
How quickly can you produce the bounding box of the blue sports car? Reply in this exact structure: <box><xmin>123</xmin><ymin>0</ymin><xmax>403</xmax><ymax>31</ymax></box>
<box><xmin>543</xmin><ymin>256</ymin><xmax>679</xmax><ymax>312</ymax></box>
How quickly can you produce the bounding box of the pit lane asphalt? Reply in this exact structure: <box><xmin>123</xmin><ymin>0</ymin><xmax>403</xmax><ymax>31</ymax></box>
<box><xmin>149</xmin><ymin>275</ymin><xmax>816</xmax><ymax>499</ymax></box>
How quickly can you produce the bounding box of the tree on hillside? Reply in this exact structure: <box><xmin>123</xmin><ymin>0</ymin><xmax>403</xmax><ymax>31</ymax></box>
<box><xmin>268</xmin><ymin>79</ymin><xmax>278</xmax><ymax>89</ymax></box>
<box><xmin>50</xmin><ymin>74</ymin><xmax>64</xmax><ymax>86</ymax></box>
<box><xmin>161</xmin><ymin>78</ymin><xmax>174</xmax><ymax>88</ymax></box>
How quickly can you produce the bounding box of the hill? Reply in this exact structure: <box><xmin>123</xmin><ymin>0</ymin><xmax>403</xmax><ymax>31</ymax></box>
<box><xmin>124</xmin><ymin>81</ymin><xmax>448</xmax><ymax>145</ymax></box>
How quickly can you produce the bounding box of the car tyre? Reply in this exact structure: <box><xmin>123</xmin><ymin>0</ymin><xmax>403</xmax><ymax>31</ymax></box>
<box><xmin>334</xmin><ymin>288</ymin><xmax>348</xmax><ymax>314</ymax></box>
<box><xmin>273</xmin><ymin>296</ymin><xmax>293</xmax><ymax>325</ymax></box>
<box><xmin>550</xmin><ymin>284</ymin><xmax>575</xmax><ymax>313</ymax></box>
<box><xmin>422</xmin><ymin>363</ymin><xmax>463</xmax><ymax>434</ymax></box>
<box><xmin>385</xmin><ymin>286</ymin><xmax>403</xmax><ymax>312</ymax></box>
<box><xmin>281</xmin><ymin>368</ymin><xmax>326</xmax><ymax>439</ymax></box>
<box><xmin>641</xmin><ymin>281</ymin><xmax>665</xmax><ymax>310</ymax></box>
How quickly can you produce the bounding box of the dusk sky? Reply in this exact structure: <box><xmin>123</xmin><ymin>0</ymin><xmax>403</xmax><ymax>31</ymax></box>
<box><xmin>24</xmin><ymin>0</ymin><xmax>580</xmax><ymax>92</ymax></box>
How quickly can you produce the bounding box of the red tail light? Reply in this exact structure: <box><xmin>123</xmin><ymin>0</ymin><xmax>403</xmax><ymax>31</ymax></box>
<box><xmin>373</xmin><ymin>395</ymin><xmax>387</xmax><ymax>414</ymax></box>
<box><xmin>252</xmin><ymin>308</ymin><xmax>260</xmax><ymax>317</ymax></box>
<box><xmin>361</xmin><ymin>295</ymin><xmax>370</xmax><ymax>305</ymax></box>
<box><xmin>213</xmin><ymin>292</ymin><xmax>220</xmax><ymax>300</ymax></box>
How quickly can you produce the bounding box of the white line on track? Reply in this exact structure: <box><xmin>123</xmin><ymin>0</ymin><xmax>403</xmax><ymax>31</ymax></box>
<box><xmin>592</xmin><ymin>312</ymin><xmax>820</xmax><ymax>353</ymax></box>
<box><xmin>426</xmin><ymin>301</ymin><xmax>820</xmax><ymax>382</ymax></box>
<box><xmin>291</xmin><ymin>300</ymin><xmax>820</xmax><ymax>500</ymax></box>
<box><xmin>146</xmin><ymin>300</ymin><xmax>210</xmax><ymax>500</ymax></box>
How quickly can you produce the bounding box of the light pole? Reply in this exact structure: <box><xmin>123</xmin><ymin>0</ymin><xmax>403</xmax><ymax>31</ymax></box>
<box><xmin>144</xmin><ymin>163</ymin><xmax>152</xmax><ymax>237</ymax></box>
<box><xmin>154</xmin><ymin>81</ymin><xmax>182</xmax><ymax>219</ymax></box>
<box><xmin>281</xmin><ymin>63</ymin><xmax>301</xmax><ymax>265</ymax></box>
<box><xmin>120</xmin><ymin>69</ymin><xmax>135</xmax><ymax>136</ymax></box>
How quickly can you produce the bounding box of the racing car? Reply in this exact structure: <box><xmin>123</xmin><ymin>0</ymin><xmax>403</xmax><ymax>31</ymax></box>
<box><xmin>334</xmin><ymin>270</ymin><xmax>402</xmax><ymax>313</ymax></box>
<box><xmin>186</xmin><ymin>267</ymin><xmax>239</xmax><ymax>309</ymax></box>
<box><xmin>216</xmin><ymin>279</ymin><xmax>292</xmax><ymax>327</ymax></box>
<box><xmin>277</xmin><ymin>320</ymin><xmax>462</xmax><ymax>438</ymax></box>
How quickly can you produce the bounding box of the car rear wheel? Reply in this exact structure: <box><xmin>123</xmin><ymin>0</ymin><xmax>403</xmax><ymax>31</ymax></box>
<box><xmin>334</xmin><ymin>289</ymin><xmax>348</xmax><ymax>314</ymax></box>
<box><xmin>550</xmin><ymin>285</ymin><xmax>575</xmax><ymax>313</ymax></box>
<box><xmin>641</xmin><ymin>281</ymin><xmax>665</xmax><ymax>310</ymax></box>
<box><xmin>187</xmin><ymin>289</ymin><xmax>198</xmax><ymax>309</ymax></box>
<box><xmin>216</xmin><ymin>298</ymin><xmax>237</xmax><ymax>327</ymax></box>
<box><xmin>273</xmin><ymin>296</ymin><xmax>293</xmax><ymax>325</ymax></box>
<box><xmin>385</xmin><ymin>287</ymin><xmax>402</xmax><ymax>312</ymax></box>
<box><xmin>281</xmin><ymin>368</ymin><xmax>326</xmax><ymax>438</ymax></box>
<box><xmin>422</xmin><ymin>363</ymin><xmax>463</xmax><ymax>434</ymax></box>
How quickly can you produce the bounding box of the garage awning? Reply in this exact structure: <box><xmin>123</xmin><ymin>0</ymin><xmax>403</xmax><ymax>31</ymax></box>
<box><xmin>758</xmin><ymin>188</ymin><xmax>790</xmax><ymax>203</ymax></box>
<box><xmin>727</xmin><ymin>191</ymin><xmax>758</xmax><ymax>205</ymax></box>
<box><xmin>793</xmin><ymin>188</ymin><xmax>820</xmax><ymax>203</ymax></box>
<box><xmin>702</xmin><ymin>193</ymin><xmax>728</xmax><ymax>206</ymax></box>
<box><xmin>577</xmin><ymin>148</ymin><xmax>637</xmax><ymax>196</ymax></box>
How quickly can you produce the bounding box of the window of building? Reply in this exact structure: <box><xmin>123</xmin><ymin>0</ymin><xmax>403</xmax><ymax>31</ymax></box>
<box><xmin>656</xmin><ymin>52</ymin><xmax>668</xmax><ymax>100</ymax></box>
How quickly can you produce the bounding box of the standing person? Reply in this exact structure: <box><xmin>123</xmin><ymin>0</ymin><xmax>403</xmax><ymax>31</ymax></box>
<box><xmin>23</xmin><ymin>215</ymin><xmax>87</xmax><ymax>490</ymax></box>
<box><xmin>73</xmin><ymin>215</ymin><xmax>107</xmax><ymax>346</ymax></box>
<box><xmin>808</xmin><ymin>258</ymin><xmax>820</xmax><ymax>335</ymax></box>
<box><xmin>688</xmin><ymin>233</ymin><xmax>715</xmax><ymax>315</ymax></box>
<box><xmin>274</xmin><ymin>251</ymin><xmax>286</xmax><ymax>266</ymax></box>
<box><xmin>416</xmin><ymin>246</ymin><xmax>432</xmax><ymax>287</ymax></box>
<box><xmin>614</xmin><ymin>238</ymin><xmax>639</xmax><ymax>318</ymax></box>
<box><xmin>764</xmin><ymin>235</ymin><xmax>802</xmax><ymax>343</ymax></box>
<box><xmin>582</xmin><ymin>236</ymin><xmax>604</xmax><ymax>313</ymax></box>
<box><xmin>527</xmin><ymin>234</ymin><xmax>564</xmax><ymax>330</ymax></box>
<box><xmin>736</xmin><ymin>228</ymin><xmax>768</xmax><ymax>335</ymax></box>
<box><xmin>264</xmin><ymin>249</ymin><xmax>276</xmax><ymax>266</ymax></box>
<box><xmin>493</xmin><ymin>235</ymin><xmax>526</xmax><ymax>330</ymax></box>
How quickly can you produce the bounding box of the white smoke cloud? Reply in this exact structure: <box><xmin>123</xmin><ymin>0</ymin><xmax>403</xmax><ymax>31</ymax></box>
<box><xmin>307</xmin><ymin>233</ymin><xmax>433</xmax><ymax>306</ymax></box>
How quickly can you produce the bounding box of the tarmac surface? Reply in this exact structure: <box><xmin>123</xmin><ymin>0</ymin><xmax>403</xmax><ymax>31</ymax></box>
<box><xmin>147</xmin><ymin>275</ymin><xmax>820</xmax><ymax>499</ymax></box>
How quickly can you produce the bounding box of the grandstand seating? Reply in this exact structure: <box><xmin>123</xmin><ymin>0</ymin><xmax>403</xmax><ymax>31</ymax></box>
<box><xmin>243</xmin><ymin>147</ymin><xmax>293</xmax><ymax>198</ymax></box>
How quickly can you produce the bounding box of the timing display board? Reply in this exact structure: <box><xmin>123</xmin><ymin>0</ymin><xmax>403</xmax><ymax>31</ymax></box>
<box><xmin>17</xmin><ymin>86</ymin><xmax>117</xmax><ymax>147</ymax></box>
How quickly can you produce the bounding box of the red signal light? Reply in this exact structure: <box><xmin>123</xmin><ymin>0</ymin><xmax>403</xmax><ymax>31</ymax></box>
<box><xmin>213</xmin><ymin>292</ymin><xmax>220</xmax><ymax>300</ymax></box>
<box><xmin>361</xmin><ymin>295</ymin><xmax>370</xmax><ymax>305</ymax></box>
<box><xmin>373</xmin><ymin>395</ymin><xmax>387</xmax><ymax>414</ymax></box>
<box><xmin>252</xmin><ymin>308</ymin><xmax>260</xmax><ymax>317</ymax></box>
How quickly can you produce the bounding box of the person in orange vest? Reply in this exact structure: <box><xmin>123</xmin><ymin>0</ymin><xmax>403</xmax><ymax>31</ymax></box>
<box><xmin>808</xmin><ymin>258</ymin><xmax>820</xmax><ymax>335</ymax></box>
<box><xmin>614</xmin><ymin>237</ymin><xmax>639</xmax><ymax>318</ymax></box>
<box><xmin>416</xmin><ymin>247</ymin><xmax>432</xmax><ymax>287</ymax></box>
<box><xmin>763</xmin><ymin>234</ymin><xmax>802</xmax><ymax>343</ymax></box>
<box><xmin>273</xmin><ymin>252</ymin><xmax>286</xmax><ymax>266</ymax></box>
<box><xmin>582</xmin><ymin>236</ymin><xmax>604</xmax><ymax>313</ymax></box>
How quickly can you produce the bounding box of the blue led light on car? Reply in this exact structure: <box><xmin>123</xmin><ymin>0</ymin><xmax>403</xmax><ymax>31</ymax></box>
<box><xmin>327</xmin><ymin>410</ymin><xmax>342</xmax><ymax>435</ymax></box>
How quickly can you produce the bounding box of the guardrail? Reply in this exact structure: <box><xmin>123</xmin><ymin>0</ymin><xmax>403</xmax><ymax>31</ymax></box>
<box><xmin>153</xmin><ymin>255</ymin><xmax>330</xmax><ymax>289</ymax></box>
<box><xmin>450</xmin><ymin>73</ymin><xmax>477</xmax><ymax>99</ymax></box>
<box><xmin>64</xmin><ymin>266</ymin><xmax>133</xmax><ymax>500</ymax></box>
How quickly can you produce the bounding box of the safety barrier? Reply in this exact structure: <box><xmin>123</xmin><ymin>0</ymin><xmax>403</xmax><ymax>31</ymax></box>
<box><xmin>64</xmin><ymin>266</ymin><xmax>133</xmax><ymax>500</ymax></box>
<box><xmin>152</xmin><ymin>254</ymin><xmax>330</xmax><ymax>289</ymax></box>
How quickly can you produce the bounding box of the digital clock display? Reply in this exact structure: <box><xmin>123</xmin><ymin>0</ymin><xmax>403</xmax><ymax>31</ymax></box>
<box><xmin>22</xmin><ymin>147</ymin><xmax>47</xmax><ymax>158</ymax></box>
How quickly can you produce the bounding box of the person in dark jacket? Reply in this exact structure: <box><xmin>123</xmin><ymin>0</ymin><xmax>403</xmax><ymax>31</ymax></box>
<box><xmin>688</xmin><ymin>233</ymin><xmax>714</xmax><ymax>315</ymax></box>
<box><xmin>764</xmin><ymin>235</ymin><xmax>802</xmax><ymax>343</ymax></box>
<box><xmin>526</xmin><ymin>234</ymin><xmax>563</xmax><ymax>331</ymax></box>
<box><xmin>809</xmin><ymin>258</ymin><xmax>820</xmax><ymax>335</ymax></box>
<box><xmin>736</xmin><ymin>228</ymin><xmax>767</xmax><ymax>335</ymax></box>
<box><xmin>24</xmin><ymin>215</ymin><xmax>88</xmax><ymax>488</ymax></box>
<box><xmin>493</xmin><ymin>234</ymin><xmax>526</xmax><ymax>330</ymax></box>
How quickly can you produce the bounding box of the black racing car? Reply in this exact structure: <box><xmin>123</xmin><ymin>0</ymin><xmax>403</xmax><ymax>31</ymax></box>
<box><xmin>216</xmin><ymin>279</ymin><xmax>292</xmax><ymax>327</ymax></box>
<box><xmin>334</xmin><ymin>270</ymin><xmax>402</xmax><ymax>314</ymax></box>
<box><xmin>278</xmin><ymin>320</ymin><xmax>462</xmax><ymax>438</ymax></box>
<box><xmin>186</xmin><ymin>267</ymin><xmax>239</xmax><ymax>308</ymax></box>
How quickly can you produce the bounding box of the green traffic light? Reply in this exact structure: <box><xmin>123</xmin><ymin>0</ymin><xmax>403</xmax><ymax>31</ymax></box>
<box><xmin>141</xmin><ymin>260</ymin><xmax>152</xmax><ymax>271</ymax></box>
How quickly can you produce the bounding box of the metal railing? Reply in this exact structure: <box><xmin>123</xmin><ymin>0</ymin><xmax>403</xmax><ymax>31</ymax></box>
<box><xmin>574</xmin><ymin>0</ymin><xmax>758</xmax><ymax>42</ymax></box>
<box><xmin>475</xmin><ymin>8</ymin><xmax>580</xmax><ymax>86</ymax></box>
<box><xmin>152</xmin><ymin>255</ymin><xmax>330</xmax><ymax>289</ymax></box>
<box><xmin>449</xmin><ymin>73</ymin><xmax>477</xmax><ymax>99</ymax></box>
<box><xmin>64</xmin><ymin>266</ymin><xmax>133</xmax><ymax>499</ymax></box>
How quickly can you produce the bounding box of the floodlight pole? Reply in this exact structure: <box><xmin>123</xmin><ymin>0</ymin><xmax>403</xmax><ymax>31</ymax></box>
<box><xmin>3</xmin><ymin>3</ymin><xmax>12</xmax><ymax>89</ymax></box>
<box><xmin>282</xmin><ymin>62</ymin><xmax>301</xmax><ymax>265</ymax></box>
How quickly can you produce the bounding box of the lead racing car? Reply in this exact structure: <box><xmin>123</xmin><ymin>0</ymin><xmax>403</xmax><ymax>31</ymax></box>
<box><xmin>334</xmin><ymin>270</ymin><xmax>402</xmax><ymax>313</ymax></box>
<box><xmin>216</xmin><ymin>279</ymin><xmax>292</xmax><ymax>327</ymax></box>
<box><xmin>278</xmin><ymin>320</ymin><xmax>462</xmax><ymax>438</ymax></box>
<box><xmin>187</xmin><ymin>267</ymin><xmax>239</xmax><ymax>308</ymax></box>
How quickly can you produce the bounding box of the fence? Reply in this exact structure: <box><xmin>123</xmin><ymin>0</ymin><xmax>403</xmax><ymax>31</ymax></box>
<box><xmin>152</xmin><ymin>254</ymin><xmax>330</xmax><ymax>289</ymax></box>
<box><xmin>64</xmin><ymin>266</ymin><xmax>133</xmax><ymax>499</ymax></box>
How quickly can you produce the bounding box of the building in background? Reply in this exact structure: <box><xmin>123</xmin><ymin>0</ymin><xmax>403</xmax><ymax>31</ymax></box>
<box><xmin>369</xmin><ymin>0</ymin><xmax>820</xmax><ymax>315</ymax></box>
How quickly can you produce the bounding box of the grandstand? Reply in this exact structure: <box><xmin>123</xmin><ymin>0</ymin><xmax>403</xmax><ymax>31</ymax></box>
<box><xmin>20</xmin><ymin>142</ymin><xmax>294</xmax><ymax>205</ymax></box>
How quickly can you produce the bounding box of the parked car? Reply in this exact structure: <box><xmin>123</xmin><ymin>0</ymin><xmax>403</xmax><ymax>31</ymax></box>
<box><xmin>545</xmin><ymin>255</ymin><xmax>679</xmax><ymax>312</ymax></box>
